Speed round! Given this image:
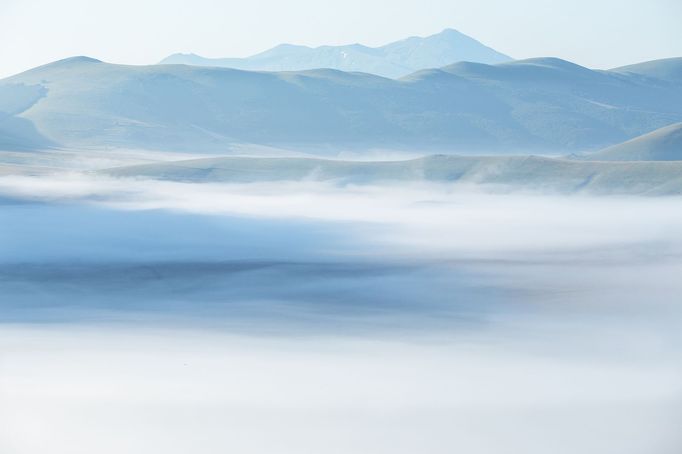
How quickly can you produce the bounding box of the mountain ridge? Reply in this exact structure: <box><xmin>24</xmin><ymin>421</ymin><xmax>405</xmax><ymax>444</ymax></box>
<box><xmin>159</xmin><ymin>28</ymin><xmax>512</xmax><ymax>78</ymax></box>
<box><xmin>2</xmin><ymin>55</ymin><xmax>682</xmax><ymax>153</ymax></box>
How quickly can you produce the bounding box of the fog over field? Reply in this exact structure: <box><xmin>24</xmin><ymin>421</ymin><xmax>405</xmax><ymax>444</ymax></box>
<box><xmin>1</xmin><ymin>168</ymin><xmax>681</xmax><ymax>453</ymax></box>
<box><xmin>2</xmin><ymin>7</ymin><xmax>682</xmax><ymax>452</ymax></box>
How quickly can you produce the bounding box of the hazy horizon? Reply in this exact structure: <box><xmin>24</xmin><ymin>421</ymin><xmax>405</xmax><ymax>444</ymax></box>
<box><xmin>1</xmin><ymin>0</ymin><xmax>682</xmax><ymax>78</ymax></box>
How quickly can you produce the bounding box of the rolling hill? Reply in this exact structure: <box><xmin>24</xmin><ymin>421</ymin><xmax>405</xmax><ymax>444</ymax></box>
<box><xmin>100</xmin><ymin>155</ymin><xmax>682</xmax><ymax>195</ymax></box>
<box><xmin>611</xmin><ymin>57</ymin><xmax>682</xmax><ymax>84</ymax></box>
<box><xmin>2</xmin><ymin>55</ymin><xmax>682</xmax><ymax>153</ymax></box>
<box><xmin>581</xmin><ymin>122</ymin><xmax>682</xmax><ymax>161</ymax></box>
<box><xmin>159</xmin><ymin>29</ymin><xmax>512</xmax><ymax>79</ymax></box>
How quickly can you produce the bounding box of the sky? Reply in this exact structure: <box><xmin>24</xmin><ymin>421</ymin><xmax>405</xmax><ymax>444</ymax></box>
<box><xmin>0</xmin><ymin>0</ymin><xmax>681</xmax><ymax>78</ymax></box>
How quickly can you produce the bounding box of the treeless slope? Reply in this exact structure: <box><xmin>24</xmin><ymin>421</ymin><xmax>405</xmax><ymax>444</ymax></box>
<box><xmin>582</xmin><ymin>123</ymin><xmax>682</xmax><ymax>161</ymax></box>
<box><xmin>100</xmin><ymin>155</ymin><xmax>682</xmax><ymax>195</ymax></box>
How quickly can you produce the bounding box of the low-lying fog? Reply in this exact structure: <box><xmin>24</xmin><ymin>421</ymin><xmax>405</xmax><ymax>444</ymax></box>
<box><xmin>1</xmin><ymin>172</ymin><xmax>681</xmax><ymax>454</ymax></box>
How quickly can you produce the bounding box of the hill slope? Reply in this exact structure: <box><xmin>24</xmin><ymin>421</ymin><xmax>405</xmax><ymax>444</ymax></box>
<box><xmin>100</xmin><ymin>155</ymin><xmax>682</xmax><ymax>196</ymax></box>
<box><xmin>581</xmin><ymin>123</ymin><xmax>682</xmax><ymax>161</ymax></box>
<box><xmin>2</xmin><ymin>56</ymin><xmax>682</xmax><ymax>153</ymax></box>
<box><xmin>160</xmin><ymin>29</ymin><xmax>512</xmax><ymax>79</ymax></box>
<box><xmin>611</xmin><ymin>58</ymin><xmax>682</xmax><ymax>84</ymax></box>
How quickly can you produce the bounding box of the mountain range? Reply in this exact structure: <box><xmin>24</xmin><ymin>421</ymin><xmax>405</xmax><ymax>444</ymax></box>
<box><xmin>1</xmin><ymin>55</ymin><xmax>681</xmax><ymax>153</ymax></box>
<box><xmin>159</xmin><ymin>29</ymin><xmax>512</xmax><ymax>79</ymax></box>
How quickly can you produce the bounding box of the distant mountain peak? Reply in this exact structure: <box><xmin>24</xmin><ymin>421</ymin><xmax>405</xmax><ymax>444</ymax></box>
<box><xmin>431</xmin><ymin>28</ymin><xmax>469</xmax><ymax>38</ymax></box>
<box><xmin>503</xmin><ymin>57</ymin><xmax>595</xmax><ymax>73</ymax></box>
<box><xmin>403</xmin><ymin>28</ymin><xmax>467</xmax><ymax>39</ymax></box>
<box><xmin>159</xmin><ymin>29</ymin><xmax>512</xmax><ymax>78</ymax></box>
<box><xmin>52</xmin><ymin>56</ymin><xmax>102</xmax><ymax>65</ymax></box>
<box><xmin>510</xmin><ymin>57</ymin><xmax>577</xmax><ymax>67</ymax></box>
<box><xmin>7</xmin><ymin>56</ymin><xmax>103</xmax><ymax>79</ymax></box>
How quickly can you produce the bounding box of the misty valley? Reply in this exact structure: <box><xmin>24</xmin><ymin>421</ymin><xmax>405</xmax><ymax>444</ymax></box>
<box><xmin>1</xmin><ymin>23</ymin><xmax>682</xmax><ymax>454</ymax></box>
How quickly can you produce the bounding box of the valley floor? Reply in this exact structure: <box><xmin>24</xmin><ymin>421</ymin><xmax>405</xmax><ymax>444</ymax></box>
<box><xmin>1</xmin><ymin>148</ymin><xmax>681</xmax><ymax>453</ymax></box>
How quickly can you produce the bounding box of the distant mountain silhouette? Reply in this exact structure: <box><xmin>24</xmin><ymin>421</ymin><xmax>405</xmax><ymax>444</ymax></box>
<box><xmin>1</xmin><ymin>55</ymin><xmax>682</xmax><ymax>153</ymax></box>
<box><xmin>159</xmin><ymin>29</ymin><xmax>512</xmax><ymax>78</ymax></box>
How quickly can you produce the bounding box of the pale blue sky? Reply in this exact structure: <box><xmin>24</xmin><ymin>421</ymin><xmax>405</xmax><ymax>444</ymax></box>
<box><xmin>1</xmin><ymin>0</ymin><xmax>681</xmax><ymax>78</ymax></box>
